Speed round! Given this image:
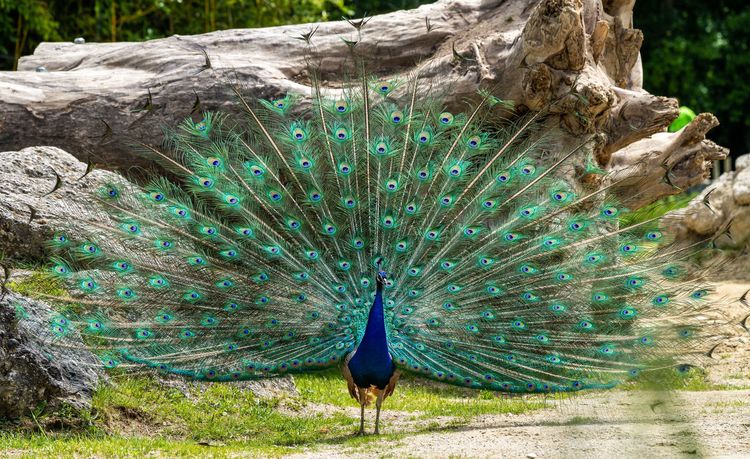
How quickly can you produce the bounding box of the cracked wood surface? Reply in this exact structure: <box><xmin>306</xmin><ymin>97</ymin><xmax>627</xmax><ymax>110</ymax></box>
<box><xmin>0</xmin><ymin>0</ymin><xmax>726</xmax><ymax>209</ymax></box>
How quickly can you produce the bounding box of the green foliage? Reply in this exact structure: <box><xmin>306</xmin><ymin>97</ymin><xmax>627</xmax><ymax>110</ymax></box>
<box><xmin>0</xmin><ymin>0</ymin><xmax>356</xmax><ymax>70</ymax></box>
<box><xmin>636</xmin><ymin>0</ymin><xmax>750</xmax><ymax>159</ymax></box>
<box><xmin>669</xmin><ymin>106</ymin><xmax>697</xmax><ymax>133</ymax></box>
<box><xmin>0</xmin><ymin>0</ymin><xmax>59</xmax><ymax>69</ymax></box>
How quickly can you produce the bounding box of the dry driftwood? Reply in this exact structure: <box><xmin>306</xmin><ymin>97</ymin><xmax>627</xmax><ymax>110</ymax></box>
<box><xmin>0</xmin><ymin>0</ymin><xmax>726</xmax><ymax>208</ymax></box>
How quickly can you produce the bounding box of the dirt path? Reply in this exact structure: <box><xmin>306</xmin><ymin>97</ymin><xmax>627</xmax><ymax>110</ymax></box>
<box><xmin>289</xmin><ymin>282</ymin><xmax>750</xmax><ymax>458</ymax></box>
<box><xmin>288</xmin><ymin>389</ymin><xmax>750</xmax><ymax>458</ymax></box>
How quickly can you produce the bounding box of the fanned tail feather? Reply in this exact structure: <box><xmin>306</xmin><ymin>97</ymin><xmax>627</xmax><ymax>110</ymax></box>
<box><xmin>28</xmin><ymin>56</ymin><xmax>726</xmax><ymax>392</ymax></box>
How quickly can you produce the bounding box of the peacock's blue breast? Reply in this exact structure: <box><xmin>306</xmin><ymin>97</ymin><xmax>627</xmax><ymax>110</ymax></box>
<box><xmin>347</xmin><ymin>348</ymin><xmax>395</xmax><ymax>389</ymax></box>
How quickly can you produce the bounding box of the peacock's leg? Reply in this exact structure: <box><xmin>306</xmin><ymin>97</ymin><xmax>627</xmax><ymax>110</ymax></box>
<box><xmin>356</xmin><ymin>387</ymin><xmax>366</xmax><ymax>436</ymax></box>
<box><xmin>358</xmin><ymin>401</ymin><xmax>365</xmax><ymax>435</ymax></box>
<box><xmin>374</xmin><ymin>391</ymin><xmax>385</xmax><ymax>435</ymax></box>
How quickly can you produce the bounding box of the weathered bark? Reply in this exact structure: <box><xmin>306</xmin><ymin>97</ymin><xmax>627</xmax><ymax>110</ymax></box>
<box><xmin>608</xmin><ymin>113</ymin><xmax>727</xmax><ymax>209</ymax></box>
<box><xmin>0</xmin><ymin>0</ymin><xmax>727</xmax><ymax>208</ymax></box>
<box><xmin>668</xmin><ymin>153</ymin><xmax>750</xmax><ymax>251</ymax></box>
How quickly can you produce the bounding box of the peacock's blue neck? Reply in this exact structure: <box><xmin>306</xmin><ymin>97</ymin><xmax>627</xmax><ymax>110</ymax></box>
<box><xmin>357</xmin><ymin>282</ymin><xmax>389</xmax><ymax>356</ymax></box>
<box><xmin>347</xmin><ymin>277</ymin><xmax>394</xmax><ymax>389</ymax></box>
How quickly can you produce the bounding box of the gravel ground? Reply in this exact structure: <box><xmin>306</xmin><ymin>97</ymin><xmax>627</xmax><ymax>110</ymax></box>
<box><xmin>288</xmin><ymin>389</ymin><xmax>750</xmax><ymax>459</ymax></box>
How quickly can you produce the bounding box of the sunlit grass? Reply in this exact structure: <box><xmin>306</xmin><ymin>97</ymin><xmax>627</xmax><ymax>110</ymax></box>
<box><xmin>93</xmin><ymin>377</ymin><xmax>358</xmax><ymax>446</ymax></box>
<box><xmin>6</xmin><ymin>270</ymin><xmax>66</xmax><ymax>298</ymax></box>
<box><xmin>0</xmin><ymin>433</ymin><xmax>286</xmax><ymax>458</ymax></box>
<box><xmin>0</xmin><ymin>369</ymin><xmax>549</xmax><ymax>457</ymax></box>
<box><xmin>295</xmin><ymin>368</ymin><xmax>550</xmax><ymax>417</ymax></box>
<box><xmin>621</xmin><ymin>367</ymin><xmax>749</xmax><ymax>392</ymax></box>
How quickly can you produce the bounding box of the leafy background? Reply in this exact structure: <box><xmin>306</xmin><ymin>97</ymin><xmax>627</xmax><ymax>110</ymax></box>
<box><xmin>1</xmin><ymin>0</ymin><xmax>747</xmax><ymax>159</ymax></box>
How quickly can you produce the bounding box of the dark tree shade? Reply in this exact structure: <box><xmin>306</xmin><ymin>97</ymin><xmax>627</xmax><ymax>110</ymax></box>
<box><xmin>635</xmin><ymin>0</ymin><xmax>750</xmax><ymax>161</ymax></box>
<box><xmin>0</xmin><ymin>0</ymin><xmax>357</xmax><ymax>70</ymax></box>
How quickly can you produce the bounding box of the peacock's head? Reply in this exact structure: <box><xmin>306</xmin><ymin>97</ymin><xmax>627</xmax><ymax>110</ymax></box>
<box><xmin>375</xmin><ymin>257</ymin><xmax>387</xmax><ymax>285</ymax></box>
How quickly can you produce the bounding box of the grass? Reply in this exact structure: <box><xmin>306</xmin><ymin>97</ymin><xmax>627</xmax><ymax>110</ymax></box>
<box><xmin>0</xmin><ymin>434</ymin><xmax>284</xmax><ymax>458</ymax></box>
<box><xmin>0</xmin><ymin>369</ymin><xmax>548</xmax><ymax>458</ymax></box>
<box><xmin>621</xmin><ymin>367</ymin><xmax>750</xmax><ymax>392</ymax></box>
<box><xmin>6</xmin><ymin>270</ymin><xmax>66</xmax><ymax>298</ymax></box>
<box><xmin>295</xmin><ymin>369</ymin><xmax>549</xmax><ymax>417</ymax></box>
<box><xmin>706</xmin><ymin>400</ymin><xmax>748</xmax><ymax>408</ymax></box>
<box><xmin>0</xmin><ymin>375</ymin><xmax>354</xmax><ymax>457</ymax></box>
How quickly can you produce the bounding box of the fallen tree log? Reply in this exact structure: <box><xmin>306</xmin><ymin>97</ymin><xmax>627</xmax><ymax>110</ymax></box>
<box><xmin>0</xmin><ymin>0</ymin><xmax>726</xmax><ymax>208</ymax></box>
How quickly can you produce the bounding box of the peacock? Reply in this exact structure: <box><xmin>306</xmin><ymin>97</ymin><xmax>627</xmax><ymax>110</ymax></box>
<box><xmin>28</xmin><ymin>28</ymin><xmax>722</xmax><ymax>436</ymax></box>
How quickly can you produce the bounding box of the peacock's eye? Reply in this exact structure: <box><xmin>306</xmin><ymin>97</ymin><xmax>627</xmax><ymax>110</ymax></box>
<box><xmin>334</xmin><ymin>100</ymin><xmax>348</xmax><ymax>112</ymax></box>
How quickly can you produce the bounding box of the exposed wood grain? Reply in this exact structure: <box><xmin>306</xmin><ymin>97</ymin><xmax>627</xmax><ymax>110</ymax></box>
<box><xmin>0</xmin><ymin>0</ymin><xmax>726</xmax><ymax>207</ymax></box>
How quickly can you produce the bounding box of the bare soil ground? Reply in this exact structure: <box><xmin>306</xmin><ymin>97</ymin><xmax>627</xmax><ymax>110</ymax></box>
<box><xmin>288</xmin><ymin>282</ymin><xmax>750</xmax><ymax>459</ymax></box>
<box><xmin>290</xmin><ymin>389</ymin><xmax>750</xmax><ymax>458</ymax></box>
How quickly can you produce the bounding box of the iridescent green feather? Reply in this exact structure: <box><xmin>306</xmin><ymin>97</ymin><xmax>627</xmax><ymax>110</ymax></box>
<box><xmin>34</xmin><ymin>56</ymin><xmax>723</xmax><ymax>392</ymax></box>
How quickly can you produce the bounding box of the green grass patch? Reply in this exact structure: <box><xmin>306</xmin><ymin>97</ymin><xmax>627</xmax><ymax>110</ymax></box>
<box><xmin>92</xmin><ymin>377</ymin><xmax>358</xmax><ymax>446</ymax></box>
<box><xmin>622</xmin><ymin>367</ymin><xmax>741</xmax><ymax>392</ymax></box>
<box><xmin>6</xmin><ymin>271</ymin><xmax>66</xmax><ymax>298</ymax></box>
<box><xmin>0</xmin><ymin>376</ymin><xmax>356</xmax><ymax>457</ymax></box>
<box><xmin>295</xmin><ymin>369</ymin><xmax>549</xmax><ymax>417</ymax></box>
<box><xmin>0</xmin><ymin>433</ymin><xmax>286</xmax><ymax>458</ymax></box>
<box><xmin>706</xmin><ymin>400</ymin><xmax>748</xmax><ymax>408</ymax></box>
<box><xmin>0</xmin><ymin>370</ymin><xmax>549</xmax><ymax>457</ymax></box>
